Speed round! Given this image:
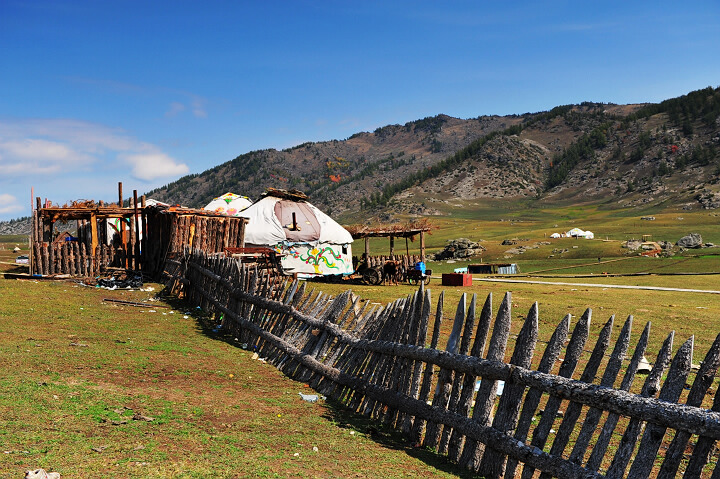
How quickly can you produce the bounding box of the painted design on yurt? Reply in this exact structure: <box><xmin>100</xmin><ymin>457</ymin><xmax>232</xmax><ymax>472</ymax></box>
<box><xmin>204</xmin><ymin>193</ymin><xmax>252</xmax><ymax>216</ymax></box>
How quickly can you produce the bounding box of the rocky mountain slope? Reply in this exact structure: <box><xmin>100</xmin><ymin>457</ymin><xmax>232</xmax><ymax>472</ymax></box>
<box><xmin>147</xmin><ymin>86</ymin><xmax>720</xmax><ymax>221</ymax></box>
<box><xmin>147</xmin><ymin>114</ymin><xmax>520</xmax><ymax>216</ymax></box>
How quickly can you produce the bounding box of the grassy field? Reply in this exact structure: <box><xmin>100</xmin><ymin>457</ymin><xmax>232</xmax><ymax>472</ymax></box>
<box><xmin>0</xmin><ymin>274</ymin><xmax>475</xmax><ymax>478</ymax></box>
<box><xmin>2</xmin><ymin>202</ymin><xmax>720</xmax><ymax>477</ymax></box>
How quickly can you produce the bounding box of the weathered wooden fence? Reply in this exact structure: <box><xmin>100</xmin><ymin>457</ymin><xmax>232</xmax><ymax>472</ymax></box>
<box><xmin>179</xmin><ymin>250</ymin><xmax>720</xmax><ymax>478</ymax></box>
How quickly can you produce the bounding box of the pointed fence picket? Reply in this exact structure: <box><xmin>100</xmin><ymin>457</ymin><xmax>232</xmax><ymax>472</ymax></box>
<box><xmin>177</xmin><ymin>250</ymin><xmax>720</xmax><ymax>478</ymax></box>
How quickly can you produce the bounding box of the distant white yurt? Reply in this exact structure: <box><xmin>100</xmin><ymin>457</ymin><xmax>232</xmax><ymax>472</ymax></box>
<box><xmin>204</xmin><ymin>192</ymin><xmax>252</xmax><ymax>216</ymax></box>
<box><xmin>240</xmin><ymin>189</ymin><xmax>353</xmax><ymax>276</ymax></box>
<box><xmin>565</xmin><ymin>228</ymin><xmax>594</xmax><ymax>239</ymax></box>
<box><xmin>550</xmin><ymin>233</ymin><xmax>561</xmax><ymax>239</ymax></box>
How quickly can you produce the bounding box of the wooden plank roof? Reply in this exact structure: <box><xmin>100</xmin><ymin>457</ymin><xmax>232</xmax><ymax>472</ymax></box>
<box><xmin>345</xmin><ymin>219</ymin><xmax>434</xmax><ymax>239</ymax></box>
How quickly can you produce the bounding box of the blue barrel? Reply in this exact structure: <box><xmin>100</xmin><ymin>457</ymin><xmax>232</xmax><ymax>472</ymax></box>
<box><xmin>414</xmin><ymin>261</ymin><xmax>426</xmax><ymax>274</ymax></box>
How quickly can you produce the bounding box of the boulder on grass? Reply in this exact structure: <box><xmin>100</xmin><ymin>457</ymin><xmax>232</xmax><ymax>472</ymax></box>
<box><xmin>677</xmin><ymin>233</ymin><xmax>703</xmax><ymax>249</ymax></box>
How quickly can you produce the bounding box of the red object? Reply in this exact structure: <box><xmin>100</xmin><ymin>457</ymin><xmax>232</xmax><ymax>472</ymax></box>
<box><xmin>441</xmin><ymin>273</ymin><xmax>472</xmax><ymax>286</ymax></box>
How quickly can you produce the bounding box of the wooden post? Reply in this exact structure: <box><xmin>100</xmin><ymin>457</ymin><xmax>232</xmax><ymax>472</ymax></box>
<box><xmin>118</xmin><ymin>182</ymin><xmax>123</xmax><ymax>207</ymax></box>
<box><xmin>141</xmin><ymin>195</ymin><xmax>147</xmax><ymax>273</ymax></box>
<box><xmin>90</xmin><ymin>212</ymin><xmax>98</xmax><ymax>273</ymax></box>
<box><xmin>420</xmin><ymin>231</ymin><xmax>426</xmax><ymax>263</ymax></box>
<box><xmin>121</xmin><ymin>216</ymin><xmax>129</xmax><ymax>269</ymax></box>
<box><xmin>389</xmin><ymin>235</ymin><xmax>395</xmax><ymax>259</ymax></box>
<box><xmin>364</xmin><ymin>237</ymin><xmax>370</xmax><ymax>257</ymax></box>
<box><xmin>239</xmin><ymin>218</ymin><xmax>246</xmax><ymax>248</ymax></box>
<box><xmin>133</xmin><ymin>190</ymin><xmax>141</xmax><ymax>270</ymax></box>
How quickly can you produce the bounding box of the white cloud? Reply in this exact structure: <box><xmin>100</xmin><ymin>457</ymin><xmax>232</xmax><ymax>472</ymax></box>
<box><xmin>164</xmin><ymin>97</ymin><xmax>207</xmax><ymax>119</ymax></box>
<box><xmin>191</xmin><ymin>98</ymin><xmax>207</xmax><ymax>118</ymax></box>
<box><xmin>0</xmin><ymin>193</ymin><xmax>22</xmax><ymax>214</ymax></box>
<box><xmin>122</xmin><ymin>151</ymin><xmax>189</xmax><ymax>181</ymax></box>
<box><xmin>0</xmin><ymin>118</ymin><xmax>187</xmax><ymax>182</ymax></box>
<box><xmin>166</xmin><ymin>102</ymin><xmax>186</xmax><ymax>118</ymax></box>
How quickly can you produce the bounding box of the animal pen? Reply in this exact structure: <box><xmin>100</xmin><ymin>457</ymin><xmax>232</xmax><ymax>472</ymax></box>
<box><xmin>28</xmin><ymin>187</ymin><xmax>248</xmax><ymax>278</ymax></box>
<box><xmin>176</xmin><ymin>250</ymin><xmax>720</xmax><ymax>478</ymax></box>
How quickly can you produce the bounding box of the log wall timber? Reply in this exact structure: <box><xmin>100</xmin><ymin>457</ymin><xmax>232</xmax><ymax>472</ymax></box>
<box><xmin>29</xmin><ymin>202</ymin><xmax>247</xmax><ymax>278</ymax></box>
<box><xmin>177</xmin><ymin>249</ymin><xmax>720</xmax><ymax>478</ymax></box>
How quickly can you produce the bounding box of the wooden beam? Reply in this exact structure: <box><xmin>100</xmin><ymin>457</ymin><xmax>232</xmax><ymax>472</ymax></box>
<box><xmin>133</xmin><ymin>190</ymin><xmax>141</xmax><ymax>270</ymax></box>
<box><xmin>90</xmin><ymin>212</ymin><xmax>98</xmax><ymax>259</ymax></box>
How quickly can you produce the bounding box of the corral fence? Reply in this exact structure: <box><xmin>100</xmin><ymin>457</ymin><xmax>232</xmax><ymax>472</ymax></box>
<box><xmin>176</xmin><ymin>250</ymin><xmax>720</xmax><ymax>478</ymax></box>
<box><xmin>29</xmin><ymin>195</ymin><xmax>247</xmax><ymax>277</ymax></box>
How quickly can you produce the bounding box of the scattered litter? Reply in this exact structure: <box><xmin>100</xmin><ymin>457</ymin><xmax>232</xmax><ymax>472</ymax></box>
<box><xmin>474</xmin><ymin>379</ymin><xmax>505</xmax><ymax>395</ymax></box>
<box><xmin>95</xmin><ymin>273</ymin><xmax>143</xmax><ymax>290</ymax></box>
<box><xmin>252</xmin><ymin>352</ymin><xmax>259</xmax><ymax>360</ymax></box>
<box><xmin>299</xmin><ymin>393</ymin><xmax>321</xmax><ymax>403</ymax></box>
<box><xmin>293</xmin><ymin>452</ymin><xmax>300</xmax><ymax>457</ymax></box>
<box><xmin>350</xmin><ymin>431</ymin><xmax>355</xmax><ymax>435</ymax></box>
<box><xmin>312</xmin><ymin>446</ymin><xmax>319</xmax><ymax>452</ymax></box>
<box><xmin>637</xmin><ymin>355</ymin><xmax>653</xmax><ymax>374</ymax></box>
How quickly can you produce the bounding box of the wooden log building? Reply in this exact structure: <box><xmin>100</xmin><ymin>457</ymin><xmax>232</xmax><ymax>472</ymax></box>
<box><xmin>29</xmin><ymin>183</ymin><xmax>248</xmax><ymax>278</ymax></box>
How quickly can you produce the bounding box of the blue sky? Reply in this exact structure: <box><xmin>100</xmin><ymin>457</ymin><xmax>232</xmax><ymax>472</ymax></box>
<box><xmin>1</xmin><ymin>1</ymin><xmax>719</xmax><ymax>220</ymax></box>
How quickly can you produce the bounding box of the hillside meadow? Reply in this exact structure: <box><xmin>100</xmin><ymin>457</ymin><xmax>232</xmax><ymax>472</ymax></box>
<box><xmin>0</xmin><ymin>263</ymin><xmax>471</xmax><ymax>478</ymax></box>
<box><xmin>2</xmin><ymin>203</ymin><xmax>720</xmax><ymax>477</ymax></box>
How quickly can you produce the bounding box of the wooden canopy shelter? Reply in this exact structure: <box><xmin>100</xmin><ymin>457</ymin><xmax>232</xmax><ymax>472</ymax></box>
<box><xmin>345</xmin><ymin>220</ymin><xmax>433</xmax><ymax>268</ymax></box>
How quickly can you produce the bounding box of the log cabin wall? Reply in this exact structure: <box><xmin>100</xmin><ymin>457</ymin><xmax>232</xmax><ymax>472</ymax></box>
<box><xmin>177</xmin><ymin>249</ymin><xmax>720</xmax><ymax>479</ymax></box>
<box><xmin>30</xmin><ymin>203</ymin><xmax>247</xmax><ymax>278</ymax></box>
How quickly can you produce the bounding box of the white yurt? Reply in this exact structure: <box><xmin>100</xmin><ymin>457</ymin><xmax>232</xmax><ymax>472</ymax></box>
<box><xmin>204</xmin><ymin>192</ymin><xmax>252</xmax><ymax>216</ymax></box>
<box><xmin>240</xmin><ymin>189</ymin><xmax>353</xmax><ymax>276</ymax></box>
<box><xmin>565</xmin><ymin>227</ymin><xmax>594</xmax><ymax>239</ymax></box>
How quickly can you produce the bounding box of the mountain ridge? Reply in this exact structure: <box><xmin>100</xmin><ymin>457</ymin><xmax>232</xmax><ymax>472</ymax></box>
<box><xmin>2</xmin><ymin>86</ymin><xmax>719</xmax><ymax>235</ymax></box>
<box><xmin>147</xmin><ymin>87</ymin><xmax>720</xmax><ymax>221</ymax></box>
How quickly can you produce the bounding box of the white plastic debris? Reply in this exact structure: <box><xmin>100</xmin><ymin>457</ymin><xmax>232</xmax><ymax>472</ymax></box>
<box><xmin>299</xmin><ymin>393</ymin><xmax>319</xmax><ymax>403</ymax></box>
<box><xmin>637</xmin><ymin>355</ymin><xmax>653</xmax><ymax>374</ymax></box>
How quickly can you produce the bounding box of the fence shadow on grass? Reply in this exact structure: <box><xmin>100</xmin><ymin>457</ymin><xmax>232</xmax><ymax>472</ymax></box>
<box><xmin>167</xmin><ymin>250</ymin><xmax>720</xmax><ymax>479</ymax></box>
<box><xmin>320</xmin><ymin>397</ymin><xmax>478</xmax><ymax>479</ymax></box>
